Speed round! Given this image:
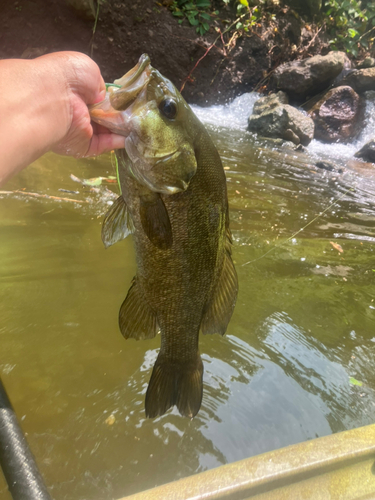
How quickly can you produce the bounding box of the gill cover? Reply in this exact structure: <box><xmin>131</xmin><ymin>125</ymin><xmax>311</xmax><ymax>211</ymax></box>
<box><xmin>89</xmin><ymin>54</ymin><xmax>197</xmax><ymax>194</ymax></box>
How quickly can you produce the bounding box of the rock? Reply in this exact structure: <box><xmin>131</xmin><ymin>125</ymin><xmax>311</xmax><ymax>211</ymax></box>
<box><xmin>357</xmin><ymin>57</ymin><xmax>375</xmax><ymax>69</ymax></box>
<box><xmin>354</xmin><ymin>139</ymin><xmax>375</xmax><ymax>163</ymax></box>
<box><xmin>272</xmin><ymin>51</ymin><xmax>350</xmax><ymax>101</ymax></box>
<box><xmin>341</xmin><ymin>67</ymin><xmax>375</xmax><ymax>93</ymax></box>
<box><xmin>66</xmin><ymin>0</ymin><xmax>96</xmax><ymax>19</ymax></box>
<box><xmin>308</xmin><ymin>86</ymin><xmax>363</xmax><ymax>143</ymax></box>
<box><xmin>315</xmin><ymin>161</ymin><xmax>343</xmax><ymax>173</ymax></box>
<box><xmin>248</xmin><ymin>103</ymin><xmax>314</xmax><ymax>145</ymax></box>
<box><xmin>252</xmin><ymin>91</ymin><xmax>289</xmax><ymax>115</ymax></box>
<box><xmin>282</xmin><ymin>0</ymin><xmax>322</xmax><ymax>17</ymax></box>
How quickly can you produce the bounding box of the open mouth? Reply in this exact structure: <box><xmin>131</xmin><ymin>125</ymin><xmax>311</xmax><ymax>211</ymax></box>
<box><xmin>89</xmin><ymin>54</ymin><xmax>153</xmax><ymax>135</ymax></box>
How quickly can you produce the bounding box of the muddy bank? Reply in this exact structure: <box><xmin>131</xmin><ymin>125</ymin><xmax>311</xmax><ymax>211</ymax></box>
<box><xmin>0</xmin><ymin>0</ymin><xmax>326</xmax><ymax>106</ymax></box>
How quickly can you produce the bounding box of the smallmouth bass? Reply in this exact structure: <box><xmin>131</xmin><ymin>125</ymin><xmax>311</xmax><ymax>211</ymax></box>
<box><xmin>90</xmin><ymin>54</ymin><xmax>238</xmax><ymax>418</ymax></box>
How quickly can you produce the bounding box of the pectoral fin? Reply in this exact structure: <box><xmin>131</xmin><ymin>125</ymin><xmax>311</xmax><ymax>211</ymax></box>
<box><xmin>119</xmin><ymin>277</ymin><xmax>159</xmax><ymax>340</ymax></box>
<box><xmin>102</xmin><ymin>196</ymin><xmax>134</xmax><ymax>248</ymax></box>
<box><xmin>201</xmin><ymin>236</ymin><xmax>238</xmax><ymax>335</ymax></box>
<box><xmin>139</xmin><ymin>193</ymin><xmax>173</xmax><ymax>250</ymax></box>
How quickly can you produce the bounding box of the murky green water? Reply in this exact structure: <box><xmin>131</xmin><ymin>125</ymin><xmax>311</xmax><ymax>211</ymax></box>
<box><xmin>1</xmin><ymin>124</ymin><xmax>375</xmax><ymax>499</ymax></box>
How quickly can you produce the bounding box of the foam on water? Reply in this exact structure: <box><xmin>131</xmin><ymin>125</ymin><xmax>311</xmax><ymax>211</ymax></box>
<box><xmin>191</xmin><ymin>93</ymin><xmax>259</xmax><ymax>130</ymax></box>
<box><xmin>192</xmin><ymin>90</ymin><xmax>375</xmax><ymax>164</ymax></box>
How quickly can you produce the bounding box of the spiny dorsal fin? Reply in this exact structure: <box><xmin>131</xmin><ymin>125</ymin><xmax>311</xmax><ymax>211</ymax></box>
<box><xmin>101</xmin><ymin>196</ymin><xmax>134</xmax><ymax>248</ymax></box>
<box><xmin>201</xmin><ymin>242</ymin><xmax>238</xmax><ymax>336</ymax></box>
<box><xmin>139</xmin><ymin>193</ymin><xmax>173</xmax><ymax>250</ymax></box>
<box><xmin>119</xmin><ymin>277</ymin><xmax>159</xmax><ymax>340</ymax></box>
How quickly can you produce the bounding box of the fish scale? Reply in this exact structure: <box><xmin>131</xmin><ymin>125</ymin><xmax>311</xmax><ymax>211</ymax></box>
<box><xmin>90</xmin><ymin>54</ymin><xmax>238</xmax><ymax>418</ymax></box>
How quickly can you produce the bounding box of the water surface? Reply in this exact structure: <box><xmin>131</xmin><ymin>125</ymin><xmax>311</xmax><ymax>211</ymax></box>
<box><xmin>1</xmin><ymin>96</ymin><xmax>375</xmax><ymax>500</ymax></box>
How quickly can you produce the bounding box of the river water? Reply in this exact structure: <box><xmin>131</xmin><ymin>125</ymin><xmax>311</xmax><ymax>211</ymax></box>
<box><xmin>1</xmin><ymin>94</ymin><xmax>375</xmax><ymax>499</ymax></box>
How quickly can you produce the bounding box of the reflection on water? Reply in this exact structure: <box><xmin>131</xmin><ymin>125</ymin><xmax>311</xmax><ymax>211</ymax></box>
<box><xmin>1</xmin><ymin>99</ymin><xmax>375</xmax><ymax>499</ymax></box>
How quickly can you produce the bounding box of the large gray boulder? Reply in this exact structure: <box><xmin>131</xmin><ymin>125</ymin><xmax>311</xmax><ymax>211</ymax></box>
<box><xmin>272</xmin><ymin>51</ymin><xmax>350</xmax><ymax>101</ymax></box>
<box><xmin>248</xmin><ymin>102</ymin><xmax>314</xmax><ymax>146</ymax></box>
<box><xmin>308</xmin><ymin>86</ymin><xmax>363</xmax><ymax>143</ymax></box>
<box><xmin>252</xmin><ymin>91</ymin><xmax>289</xmax><ymax>115</ymax></box>
<box><xmin>341</xmin><ymin>67</ymin><xmax>375</xmax><ymax>93</ymax></box>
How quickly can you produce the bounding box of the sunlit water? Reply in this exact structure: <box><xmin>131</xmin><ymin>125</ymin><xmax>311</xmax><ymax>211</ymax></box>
<box><xmin>1</xmin><ymin>94</ymin><xmax>375</xmax><ymax>500</ymax></box>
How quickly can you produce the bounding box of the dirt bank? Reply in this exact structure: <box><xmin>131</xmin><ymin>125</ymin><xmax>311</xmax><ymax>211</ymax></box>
<box><xmin>0</xmin><ymin>0</ymin><xmax>325</xmax><ymax>105</ymax></box>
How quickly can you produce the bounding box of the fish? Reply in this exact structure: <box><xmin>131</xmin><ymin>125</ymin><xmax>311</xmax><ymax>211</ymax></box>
<box><xmin>90</xmin><ymin>54</ymin><xmax>238</xmax><ymax>418</ymax></box>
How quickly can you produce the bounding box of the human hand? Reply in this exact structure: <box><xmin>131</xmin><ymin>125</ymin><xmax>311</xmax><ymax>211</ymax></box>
<box><xmin>40</xmin><ymin>52</ymin><xmax>125</xmax><ymax>158</ymax></box>
<box><xmin>0</xmin><ymin>51</ymin><xmax>124</xmax><ymax>185</ymax></box>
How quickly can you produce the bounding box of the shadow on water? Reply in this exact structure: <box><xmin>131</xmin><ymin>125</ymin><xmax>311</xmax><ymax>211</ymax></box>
<box><xmin>0</xmin><ymin>95</ymin><xmax>375</xmax><ymax>499</ymax></box>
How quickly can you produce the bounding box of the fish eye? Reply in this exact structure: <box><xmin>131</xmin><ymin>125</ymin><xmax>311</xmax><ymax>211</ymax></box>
<box><xmin>159</xmin><ymin>99</ymin><xmax>177</xmax><ymax>120</ymax></box>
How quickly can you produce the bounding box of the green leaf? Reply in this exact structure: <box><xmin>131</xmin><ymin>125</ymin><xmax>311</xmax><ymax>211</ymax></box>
<box><xmin>202</xmin><ymin>22</ymin><xmax>210</xmax><ymax>30</ymax></box>
<box><xmin>239</xmin><ymin>0</ymin><xmax>249</xmax><ymax>5</ymax></box>
<box><xmin>349</xmin><ymin>377</ymin><xmax>363</xmax><ymax>387</ymax></box>
<box><xmin>236</xmin><ymin>21</ymin><xmax>243</xmax><ymax>29</ymax></box>
<box><xmin>82</xmin><ymin>177</ymin><xmax>103</xmax><ymax>186</ymax></box>
<box><xmin>348</xmin><ymin>28</ymin><xmax>358</xmax><ymax>37</ymax></box>
<box><xmin>200</xmin><ymin>12</ymin><xmax>211</xmax><ymax>20</ymax></box>
<box><xmin>188</xmin><ymin>16</ymin><xmax>199</xmax><ymax>25</ymax></box>
<box><xmin>196</xmin><ymin>0</ymin><xmax>211</xmax><ymax>6</ymax></box>
<box><xmin>172</xmin><ymin>10</ymin><xmax>184</xmax><ymax>16</ymax></box>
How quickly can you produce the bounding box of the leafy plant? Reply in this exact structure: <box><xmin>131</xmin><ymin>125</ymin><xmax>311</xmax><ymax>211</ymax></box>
<box><xmin>324</xmin><ymin>0</ymin><xmax>375</xmax><ymax>57</ymax></box>
<box><xmin>170</xmin><ymin>0</ymin><xmax>219</xmax><ymax>35</ymax></box>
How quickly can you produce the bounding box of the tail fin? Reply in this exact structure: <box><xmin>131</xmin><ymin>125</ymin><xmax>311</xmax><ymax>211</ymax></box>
<box><xmin>145</xmin><ymin>354</ymin><xmax>203</xmax><ymax>418</ymax></box>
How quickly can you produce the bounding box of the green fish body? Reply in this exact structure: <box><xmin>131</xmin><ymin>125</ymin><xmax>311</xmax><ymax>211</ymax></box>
<box><xmin>90</xmin><ymin>55</ymin><xmax>238</xmax><ymax>418</ymax></box>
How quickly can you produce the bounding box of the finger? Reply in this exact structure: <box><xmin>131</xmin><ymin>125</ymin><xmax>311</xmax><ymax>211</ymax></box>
<box><xmin>84</xmin><ymin>133</ymin><xmax>125</xmax><ymax>157</ymax></box>
<box><xmin>57</xmin><ymin>52</ymin><xmax>106</xmax><ymax>104</ymax></box>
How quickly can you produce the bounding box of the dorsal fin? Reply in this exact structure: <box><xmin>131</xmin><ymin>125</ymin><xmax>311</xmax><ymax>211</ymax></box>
<box><xmin>201</xmin><ymin>232</ymin><xmax>238</xmax><ymax>336</ymax></box>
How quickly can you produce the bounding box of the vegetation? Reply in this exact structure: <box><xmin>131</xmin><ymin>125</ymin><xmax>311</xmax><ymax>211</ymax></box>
<box><xmin>171</xmin><ymin>0</ymin><xmax>219</xmax><ymax>35</ymax></box>
<box><xmin>169</xmin><ymin>0</ymin><xmax>375</xmax><ymax>60</ymax></box>
<box><xmin>324</xmin><ymin>0</ymin><xmax>375</xmax><ymax>57</ymax></box>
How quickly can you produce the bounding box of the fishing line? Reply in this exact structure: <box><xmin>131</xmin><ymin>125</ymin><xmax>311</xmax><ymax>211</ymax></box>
<box><xmin>241</xmin><ymin>184</ymin><xmax>356</xmax><ymax>267</ymax></box>
<box><xmin>111</xmin><ymin>151</ymin><xmax>122</xmax><ymax>195</ymax></box>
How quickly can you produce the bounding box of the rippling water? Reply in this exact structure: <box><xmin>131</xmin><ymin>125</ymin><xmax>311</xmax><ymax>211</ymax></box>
<box><xmin>0</xmin><ymin>95</ymin><xmax>375</xmax><ymax>499</ymax></box>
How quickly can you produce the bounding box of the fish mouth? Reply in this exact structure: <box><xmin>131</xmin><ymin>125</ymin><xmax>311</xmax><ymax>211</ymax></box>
<box><xmin>89</xmin><ymin>54</ymin><xmax>152</xmax><ymax>134</ymax></box>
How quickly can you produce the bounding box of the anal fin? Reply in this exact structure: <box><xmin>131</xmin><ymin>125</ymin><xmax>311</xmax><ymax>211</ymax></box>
<box><xmin>201</xmin><ymin>245</ymin><xmax>238</xmax><ymax>336</ymax></box>
<box><xmin>102</xmin><ymin>196</ymin><xmax>134</xmax><ymax>248</ymax></box>
<box><xmin>119</xmin><ymin>277</ymin><xmax>159</xmax><ymax>340</ymax></box>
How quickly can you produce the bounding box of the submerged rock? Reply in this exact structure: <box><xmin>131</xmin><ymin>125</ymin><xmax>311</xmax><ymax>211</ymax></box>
<box><xmin>354</xmin><ymin>139</ymin><xmax>375</xmax><ymax>163</ymax></box>
<box><xmin>248</xmin><ymin>102</ymin><xmax>314</xmax><ymax>145</ymax></box>
<box><xmin>315</xmin><ymin>161</ymin><xmax>343</xmax><ymax>173</ymax></box>
<box><xmin>272</xmin><ymin>51</ymin><xmax>349</xmax><ymax>101</ymax></box>
<box><xmin>341</xmin><ymin>67</ymin><xmax>375</xmax><ymax>93</ymax></box>
<box><xmin>308</xmin><ymin>86</ymin><xmax>363</xmax><ymax>143</ymax></box>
